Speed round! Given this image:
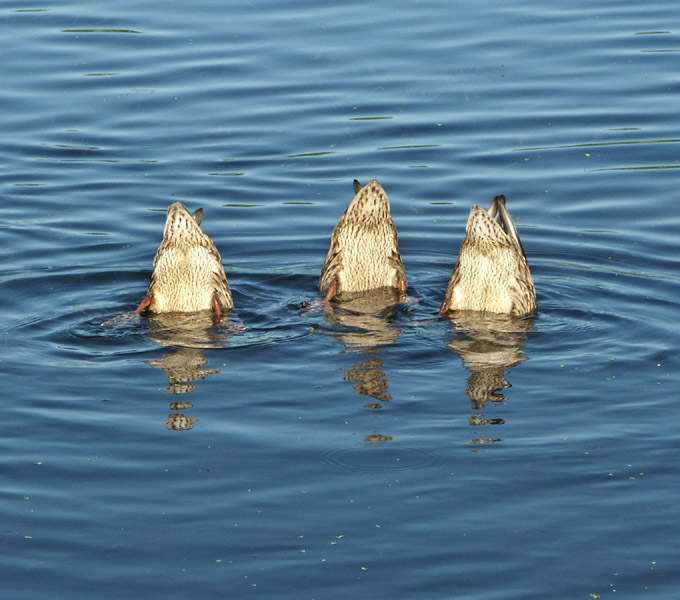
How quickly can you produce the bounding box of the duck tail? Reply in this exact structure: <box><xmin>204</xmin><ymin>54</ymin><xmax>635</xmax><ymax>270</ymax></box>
<box><xmin>489</xmin><ymin>195</ymin><xmax>527</xmax><ymax>259</ymax></box>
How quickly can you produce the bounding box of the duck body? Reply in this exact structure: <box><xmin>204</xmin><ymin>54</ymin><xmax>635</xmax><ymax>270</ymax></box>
<box><xmin>137</xmin><ymin>202</ymin><xmax>232</xmax><ymax>316</ymax></box>
<box><xmin>320</xmin><ymin>179</ymin><xmax>406</xmax><ymax>302</ymax></box>
<box><xmin>440</xmin><ymin>195</ymin><xmax>536</xmax><ymax>316</ymax></box>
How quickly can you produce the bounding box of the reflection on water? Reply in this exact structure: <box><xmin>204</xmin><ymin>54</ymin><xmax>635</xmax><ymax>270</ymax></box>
<box><xmin>164</xmin><ymin>411</ymin><xmax>197</xmax><ymax>431</ymax></box>
<box><xmin>143</xmin><ymin>312</ymin><xmax>237</xmax><ymax>429</ymax></box>
<box><xmin>145</xmin><ymin>311</ymin><xmax>235</xmax><ymax>349</ymax></box>
<box><xmin>323</xmin><ymin>288</ymin><xmax>402</xmax><ymax>441</ymax></box>
<box><xmin>324</xmin><ymin>287</ymin><xmax>402</xmax><ymax>348</ymax></box>
<box><xmin>343</xmin><ymin>356</ymin><xmax>392</xmax><ymax>407</ymax></box>
<box><xmin>445</xmin><ymin>311</ymin><xmax>533</xmax><ymax>445</ymax></box>
<box><xmin>364</xmin><ymin>434</ymin><xmax>394</xmax><ymax>443</ymax></box>
<box><xmin>146</xmin><ymin>348</ymin><xmax>220</xmax><ymax>394</ymax></box>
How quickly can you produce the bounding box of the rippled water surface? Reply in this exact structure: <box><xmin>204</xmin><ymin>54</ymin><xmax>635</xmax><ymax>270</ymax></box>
<box><xmin>2</xmin><ymin>0</ymin><xmax>679</xmax><ymax>598</ymax></box>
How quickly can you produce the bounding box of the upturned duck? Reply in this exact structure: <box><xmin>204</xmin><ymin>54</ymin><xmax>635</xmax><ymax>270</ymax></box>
<box><xmin>439</xmin><ymin>195</ymin><xmax>536</xmax><ymax>316</ymax></box>
<box><xmin>319</xmin><ymin>179</ymin><xmax>407</xmax><ymax>302</ymax></box>
<box><xmin>136</xmin><ymin>202</ymin><xmax>233</xmax><ymax>317</ymax></box>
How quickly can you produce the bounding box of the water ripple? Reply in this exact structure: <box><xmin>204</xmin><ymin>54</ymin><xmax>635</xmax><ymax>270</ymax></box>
<box><xmin>316</xmin><ymin>443</ymin><xmax>448</xmax><ymax>472</ymax></box>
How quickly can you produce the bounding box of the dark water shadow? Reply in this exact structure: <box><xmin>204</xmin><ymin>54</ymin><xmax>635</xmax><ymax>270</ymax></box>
<box><xmin>444</xmin><ymin>311</ymin><xmax>534</xmax><ymax>447</ymax></box>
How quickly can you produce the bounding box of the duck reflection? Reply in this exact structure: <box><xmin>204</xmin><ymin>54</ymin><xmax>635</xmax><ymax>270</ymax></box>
<box><xmin>146</xmin><ymin>347</ymin><xmax>220</xmax><ymax>395</ymax></box>
<box><xmin>143</xmin><ymin>311</ymin><xmax>236</xmax><ymax>430</ymax></box>
<box><xmin>323</xmin><ymin>288</ymin><xmax>402</xmax><ymax>442</ymax></box>
<box><xmin>444</xmin><ymin>311</ymin><xmax>533</xmax><ymax>445</ymax></box>
<box><xmin>343</xmin><ymin>357</ymin><xmax>392</xmax><ymax>407</ymax></box>
<box><xmin>145</xmin><ymin>311</ymin><xmax>233</xmax><ymax>350</ymax></box>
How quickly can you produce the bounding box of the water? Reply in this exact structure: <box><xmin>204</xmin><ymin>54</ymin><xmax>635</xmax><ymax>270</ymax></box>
<box><xmin>2</xmin><ymin>0</ymin><xmax>679</xmax><ymax>598</ymax></box>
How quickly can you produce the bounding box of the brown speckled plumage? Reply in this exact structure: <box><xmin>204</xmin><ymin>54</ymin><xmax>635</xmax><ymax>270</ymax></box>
<box><xmin>440</xmin><ymin>195</ymin><xmax>536</xmax><ymax>316</ymax></box>
<box><xmin>137</xmin><ymin>202</ymin><xmax>232</xmax><ymax>316</ymax></box>
<box><xmin>319</xmin><ymin>179</ymin><xmax>406</xmax><ymax>301</ymax></box>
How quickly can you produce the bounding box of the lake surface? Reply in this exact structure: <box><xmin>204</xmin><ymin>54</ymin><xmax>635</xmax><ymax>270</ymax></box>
<box><xmin>2</xmin><ymin>0</ymin><xmax>679</xmax><ymax>598</ymax></box>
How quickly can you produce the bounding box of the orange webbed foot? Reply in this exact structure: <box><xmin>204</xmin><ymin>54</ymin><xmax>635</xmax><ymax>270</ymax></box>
<box><xmin>322</xmin><ymin>284</ymin><xmax>337</xmax><ymax>303</ymax></box>
<box><xmin>212</xmin><ymin>294</ymin><xmax>223</xmax><ymax>319</ymax></box>
<box><xmin>136</xmin><ymin>294</ymin><xmax>151</xmax><ymax>316</ymax></box>
<box><xmin>398</xmin><ymin>278</ymin><xmax>407</xmax><ymax>303</ymax></box>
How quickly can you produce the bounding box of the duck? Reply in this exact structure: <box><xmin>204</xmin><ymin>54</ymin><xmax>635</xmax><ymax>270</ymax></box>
<box><xmin>319</xmin><ymin>179</ymin><xmax>407</xmax><ymax>302</ymax></box>
<box><xmin>439</xmin><ymin>194</ymin><xmax>536</xmax><ymax>316</ymax></box>
<box><xmin>136</xmin><ymin>202</ymin><xmax>233</xmax><ymax>317</ymax></box>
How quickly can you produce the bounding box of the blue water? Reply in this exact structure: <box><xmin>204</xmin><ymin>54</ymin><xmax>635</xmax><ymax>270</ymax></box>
<box><xmin>2</xmin><ymin>0</ymin><xmax>679</xmax><ymax>598</ymax></box>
